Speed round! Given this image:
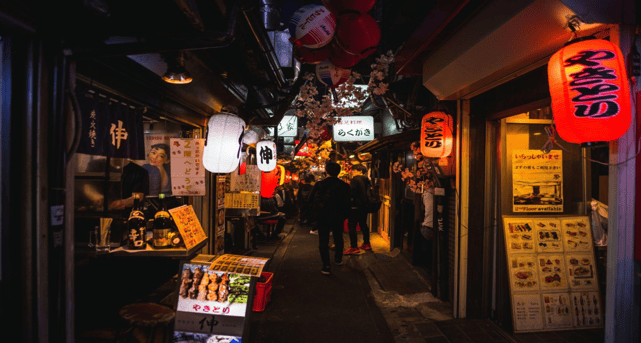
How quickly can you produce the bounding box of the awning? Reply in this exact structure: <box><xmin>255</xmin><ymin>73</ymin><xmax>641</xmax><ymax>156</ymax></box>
<box><xmin>354</xmin><ymin>129</ymin><xmax>420</xmax><ymax>153</ymax></box>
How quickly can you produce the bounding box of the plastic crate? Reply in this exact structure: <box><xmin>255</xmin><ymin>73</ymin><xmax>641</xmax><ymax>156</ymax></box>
<box><xmin>252</xmin><ymin>272</ymin><xmax>273</xmax><ymax>312</ymax></box>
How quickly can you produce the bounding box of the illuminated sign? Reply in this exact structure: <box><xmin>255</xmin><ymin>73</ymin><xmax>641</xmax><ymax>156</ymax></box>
<box><xmin>277</xmin><ymin>116</ymin><xmax>298</xmax><ymax>137</ymax></box>
<box><xmin>332</xmin><ymin>116</ymin><xmax>374</xmax><ymax>142</ymax></box>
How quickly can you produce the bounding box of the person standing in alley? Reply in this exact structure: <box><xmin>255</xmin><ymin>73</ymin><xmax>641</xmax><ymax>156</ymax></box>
<box><xmin>297</xmin><ymin>174</ymin><xmax>315</xmax><ymax>228</ymax></box>
<box><xmin>344</xmin><ymin>164</ymin><xmax>373</xmax><ymax>254</ymax></box>
<box><xmin>308</xmin><ymin>162</ymin><xmax>350</xmax><ymax>275</ymax></box>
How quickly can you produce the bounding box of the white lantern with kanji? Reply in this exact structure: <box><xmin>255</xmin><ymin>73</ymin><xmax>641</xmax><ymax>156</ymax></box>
<box><xmin>203</xmin><ymin>113</ymin><xmax>246</xmax><ymax>173</ymax></box>
<box><xmin>256</xmin><ymin>140</ymin><xmax>277</xmax><ymax>172</ymax></box>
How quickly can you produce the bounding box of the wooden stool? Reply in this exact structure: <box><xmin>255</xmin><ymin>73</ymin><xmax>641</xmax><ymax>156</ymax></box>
<box><xmin>258</xmin><ymin>219</ymin><xmax>279</xmax><ymax>239</ymax></box>
<box><xmin>118</xmin><ymin>303</ymin><xmax>175</xmax><ymax>343</ymax></box>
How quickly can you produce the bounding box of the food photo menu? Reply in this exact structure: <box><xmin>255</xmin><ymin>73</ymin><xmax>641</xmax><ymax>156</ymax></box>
<box><xmin>503</xmin><ymin>216</ymin><xmax>602</xmax><ymax>333</ymax></box>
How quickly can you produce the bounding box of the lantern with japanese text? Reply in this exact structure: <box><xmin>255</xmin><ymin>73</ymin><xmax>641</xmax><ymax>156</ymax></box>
<box><xmin>322</xmin><ymin>0</ymin><xmax>376</xmax><ymax>20</ymax></box>
<box><xmin>548</xmin><ymin>37</ymin><xmax>631</xmax><ymax>145</ymax></box>
<box><xmin>288</xmin><ymin>4</ymin><xmax>336</xmax><ymax>49</ymax></box>
<box><xmin>256</xmin><ymin>140</ymin><xmax>277</xmax><ymax>172</ymax></box>
<box><xmin>334</xmin><ymin>13</ymin><xmax>380</xmax><ymax>59</ymax></box>
<box><xmin>203</xmin><ymin>113</ymin><xmax>246</xmax><ymax>173</ymax></box>
<box><xmin>420</xmin><ymin>112</ymin><xmax>453</xmax><ymax>158</ymax></box>
<box><xmin>261</xmin><ymin>168</ymin><xmax>280</xmax><ymax>198</ymax></box>
<box><xmin>316</xmin><ymin>60</ymin><xmax>351</xmax><ymax>88</ymax></box>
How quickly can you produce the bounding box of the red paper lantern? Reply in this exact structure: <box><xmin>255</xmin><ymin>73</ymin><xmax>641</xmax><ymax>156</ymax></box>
<box><xmin>294</xmin><ymin>44</ymin><xmax>332</xmax><ymax>64</ymax></box>
<box><xmin>239</xmin><ymin>162</ymin><xmax>246</xmax><ymax>175</ymax></box>
<box><xmin>329</xmin><ymin>40</ymin><xmax>363</xmax><ymax>68</ymax></box>
<box><xmin>261</xmin><ymin>168</ymin><xmax>280</xmax><ymax>198</ymax></box>
<box><xmin>548</xmin><ymin>37</ymin><xmax>631</xmax><ymax>145</ymax></box>
<box><xmin>322</xmin><ymin>0</ymin><xmax>376</xmax><ymax>20</ymax></box>
<box><xmin>334</xmin><ymin>14</ymin><xmax>380</xmax><ymax>59</ymax></box>
<box><xmin>420</xmin><ymin>112</ymin><xmax>453</xmax><ymax>158</ymax></box>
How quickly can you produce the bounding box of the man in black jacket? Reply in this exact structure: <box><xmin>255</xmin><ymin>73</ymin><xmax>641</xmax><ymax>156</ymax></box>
<box><xmin>308</xmin><ymin>162</ymin><xmax>350</xmax><ymax>275</ymax></box>
<box><xmin>344</xmin><ymin>164</ymin><xmax>372</xmax><ymax>254</ymax></box>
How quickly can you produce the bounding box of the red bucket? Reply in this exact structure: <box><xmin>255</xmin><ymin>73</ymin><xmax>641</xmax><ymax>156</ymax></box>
<box><xmin>252</xmin><ymin>272</ymin><xmax>274</xmax><ymax>312</ymax></box>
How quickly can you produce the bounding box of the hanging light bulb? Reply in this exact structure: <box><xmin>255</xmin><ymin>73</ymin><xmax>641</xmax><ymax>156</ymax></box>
<box><xmin>162</xmin><ymin>51</ymin><xmax>193</xmax><ymax>84</ymax></box>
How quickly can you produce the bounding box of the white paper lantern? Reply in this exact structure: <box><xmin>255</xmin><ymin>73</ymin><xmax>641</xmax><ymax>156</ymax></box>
<box><xmin>203</xmin><ymin>113</ymin><xmax>246</xmax><ymax>173</ymax></box>
<box><xmin>256</xmin><ymin>140</ymin><xmax>277</xmax><ymax>172</ymax></box>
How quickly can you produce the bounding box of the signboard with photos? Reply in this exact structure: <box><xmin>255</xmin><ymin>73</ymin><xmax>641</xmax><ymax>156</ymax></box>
<box><xmin>332</xmin><ymin>116</ymin><xmax>375</xmax><ymax>142</ymax></box>
<box><xmin>503</xmin><ymin>216</ymin><xmax>602</xmax><ymax>333</ymax></box>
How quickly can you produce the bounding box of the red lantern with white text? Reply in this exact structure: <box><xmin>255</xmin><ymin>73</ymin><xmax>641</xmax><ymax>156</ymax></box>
<box><xmin>548</xmin><ymin>37</ymin><xmax>631</xmax><ymax>145</ymax></box>
<box><xmin>261</xmin><ymin>169</ymin><xmax>279</xmax><ymax>198</ymax></box>
<box><xmin>420</xmin><ymin>112</ymin><xmax>453</xmax><ymax>158</ymax></box>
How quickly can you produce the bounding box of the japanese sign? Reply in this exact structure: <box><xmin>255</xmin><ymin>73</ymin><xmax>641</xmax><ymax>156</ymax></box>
<box><xmin>332</xmin><ymin>116</ymin><xmax>374</xmax><ymax>142</ymax></box>
<box><xmin>170</xmin><ymin>138</ymin><xmax>206</xmax><ymax>196</ymax></box>
<box><xmin>277</xmin><ymin>115</ymin><xmax>298</xmax><ymax>137</ymax></box>
<box><xmin>169</xmin><ymin>205</ymin><xmax>207</xmax><ymax>249</ymax></box>
<box><xmin>512</xmin><ymin>150</ymin><xmax>563</xmax><ymax>212</ymax></box>
<box><xmin>215</xmin><ymin>175</ymin><xmax>227</xmax><ymax>255</ymax></box>
<box><xmin>503</xmin><ymin>216</ymin><xmax>602</xmax><ymax>333</ymax></box>
<box><xmin>230</xmin><ymin>165</ymin><xmax>261</xmax><ymax>193</ymax></box>
<box><xmin>209</xmin><ymin>254</ymin><xmax>269</xmax><ymax>277</ymax></box>
<box><xmin>256</xmin><ymin>141</ymin><xmax>277</xmax><ymax>172</ymax></box>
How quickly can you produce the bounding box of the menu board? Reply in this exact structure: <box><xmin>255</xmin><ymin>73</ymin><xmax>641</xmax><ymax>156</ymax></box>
<box><xmin>503</xmin><ymin>216</ymin><xmax>602</xmax><ymax>333</ymax></box>
<box><xmin>169</xmin><ymin>205</ymin><xmax>208</xmax><ymax>249</ymax></box>
<box><xmin>170</xmin><ymin>138</ymin><xmax>206</xmax><ymax>196</ymax></box>
<box><xmin>230</xmin><ymin>165</ymin><xmax>261</xmax><ymax>192</ymax></box>
<box><xmin>209</xmin><ymin>254</ymin><xmax>269</xmax><ymax>277</ymax></box>
<box><xmin>542</xmin><ymin>293</ymin><xmax>573</xmax><ymax>329</ymax></box>
<box><xmin>224</xmin><ymin>192</ymin><xmax>260</xmax><ymax>209</ymax></box>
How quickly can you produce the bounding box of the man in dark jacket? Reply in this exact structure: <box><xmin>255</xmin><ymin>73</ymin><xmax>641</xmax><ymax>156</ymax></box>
<box><xmin>308</xmin><ymin>162</ymin><xmax>350</xmax><ymax>275</ymax></box>
<box><xmin>344</xmin><ymin>164</ymin><xmax>373</xmax><ymax>254</ymax></box>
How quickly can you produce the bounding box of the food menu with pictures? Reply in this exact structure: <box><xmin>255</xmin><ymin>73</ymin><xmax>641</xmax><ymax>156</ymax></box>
<box><xmin>565</xmin><ymin>254</ymin><xmax>597</xmax><ymax>290</ymax></box>
<box><xmin>542</xmin><ymin>293</ymin><xmax>573</xmax><ymax>329</ymax></box>
<box><xmin>537</xmin><ymin>255</ymin><xmax>568</xmax><ymax>291</ymax></box>
<box><xmin>571</xmin><ymin>292</ymin><xmax>602</xmax><ymax>328</ymax></box>
<box><xmin>209</xmin><ymin>254</ymin><xmax>269</xmax><ymax>277</ymax></box>
<box><xmin>512</xmin><ymin>294</ymin><xmax>544</xmax><ymax>332</ymax></box>
<box><xmin>508</xmin><ymin>255</ymin><xmax>540</xmax><ymax>292</ymax></box>
<box><xmin>534</xmin><ymin>219</ymin><xmax>563</xmax><ymax>253</ymax></box>
<box><xmin>505</xmin><ymin>221</ymin><xmax>536</xmax><ymax>254</ymax></box>
<box><xmin>503</xmin><ymin>216</ymin><xmax>602</xmax><ymax>332</ymax></box>
<box><xmin>561</xmin><ymin>217</ymin><xmax>592</xmax><ymax>252</ymax></box>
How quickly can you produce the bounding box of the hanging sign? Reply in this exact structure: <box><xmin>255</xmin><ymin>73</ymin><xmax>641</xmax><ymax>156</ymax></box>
<box><xmin>170</xmin><ymin>138</ymin><xmax>206</xmax><ymax>196</ymax></box>
<box><xmin>230</xmin><ymin>165</ymin><xmax>261</xmax><ymax>193</ymax></box>
<box><xmin>548</xmin><ymin>37</ymin><xmax>631</xmax><ymax>145</ymax></box>
<box><xmin>332</xmin><ymin>116</ymin><xmax>374</xmax><ymax>141</ymax></box>
<box><xmin>420</xmin><ymin>111</ymin><xmax>453</xmax><ymax>158</ymax></box>
<box><xmin>168</xmin><ymin>205</ymin><xmax>207</xmax><ymax>250</ymax></box>
<box><xmin>256</xmin><ymin>141</ymin><xmax>277</xmax><ymax>171</ymax></box>
<box><xmin>277</xmin><ymin>115</ymin><xmax>298</xmax><ymax>137</ymax></box>
<box><xmin>512</xmin><ymin>150</ymin><xmax>563</xmax><ymax>213</ymax></box>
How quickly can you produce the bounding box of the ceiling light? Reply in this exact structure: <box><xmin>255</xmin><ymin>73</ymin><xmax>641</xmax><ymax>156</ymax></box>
<box><xmin>349</xmin><ymin>155</ymin><xmax>355</xmax><ymax>158</ymax></box>
<box><xmin>162</xmin><ymin>51</ymin><xmax>192</xmax><ymax>84</ymax></box>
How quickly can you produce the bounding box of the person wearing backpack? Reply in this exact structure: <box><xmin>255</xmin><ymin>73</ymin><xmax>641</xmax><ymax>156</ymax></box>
<box><xmin>344</xmin><ymin>164</ymin><xmax>374</xmax><ymax>254</ymax></box>
<box><xmin>308</xmin><ymin>162</ymin><xmax>350</xmax><ymax>275</ymax></box>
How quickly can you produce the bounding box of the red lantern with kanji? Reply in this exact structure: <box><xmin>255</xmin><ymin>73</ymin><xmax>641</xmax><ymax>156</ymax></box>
<box><xmin>548</xmin><ymin>37</ymin><xmax>631</xmax><ymax>145</ymax></box>
<box><xmin>420</xmin><ymin>112</ymin><xmax>453</xmax><ymax>158</ymax></box>
<box><xmin>334</xmin><ymin>14</ymin><xmax>380</xmax><ymax>59</ymax></box>
<box><xmin>261</xmin><ymin>168</ymin><xmax>280</xmax><ymax>198</ymax></box>
<box><xmin>322</xmin><ymin>0</ymin><xmax>376</xmax><ymax>20</ymax></box>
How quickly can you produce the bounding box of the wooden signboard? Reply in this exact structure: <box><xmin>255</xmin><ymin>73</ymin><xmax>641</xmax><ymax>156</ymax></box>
<box><xmin>169</xmin><ymin>205</ymin><xmax>208</xmax><ymax>249</ymax></box>
<box><xmin>503</xmin><ymin>216</ymin><xmax>602</xmax><ymax>333</ymax></box>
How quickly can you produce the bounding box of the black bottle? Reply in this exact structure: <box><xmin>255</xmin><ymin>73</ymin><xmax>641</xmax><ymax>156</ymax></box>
<box><xmin>153</xmin><ymin>194</ymin><xmax>172</xmax><ymax>249</ymax></box>
<box><xmin>127</xmin><ymin>193</ymin><xmax>146</xmax><ymax>250</ymax></box>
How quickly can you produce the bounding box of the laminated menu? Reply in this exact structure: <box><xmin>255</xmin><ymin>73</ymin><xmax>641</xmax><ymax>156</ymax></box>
<box><xmin>505</xmin><ymin>221</ymin><xmax>536</xmax><ymax>254</ymax></box>
<box><xmin>570</xmin><ymin>292</ymin><xmax>602</xmax><ymax>328</ymax></box>
<box><xmin>565</xmin><ymin>254</ymin><xmax>598</xmax><ymax>290</ymax></box>
<box><xmin>169</xmin><ymin>205</ymin><xmax>207</xmax><ymax>249</ymax></box>
<box><xmin>512</xmin><ymin>294</ymin><xmax>544</xmax><ymax>332</ymax></box>
<box><xmin>508</xmin><ymin>255</ymin><xmax>540</xmax><ymax>292</ymax></box>
<box><xmin>533</xmin><ymin>219</ymin><xmax>563</xmax><ymax>253</ymax></box>
<box><xmin>542</xmin><ymin>293</ymin><xmax>573</xmax><ymax>329</ymax></box>
<box><xmin>561</xmin><ymin>217</ymin><xmax>593</xmax><ymax>253</ymax></box>
<box><xmin>537</xmin><ymin>254</ymin><xmax>568</xmax><ymax>291</ymax></box>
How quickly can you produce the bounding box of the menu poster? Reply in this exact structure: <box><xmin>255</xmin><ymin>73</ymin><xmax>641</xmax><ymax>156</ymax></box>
<box><xmin>570</xmin><ymin>292</ymin><xmax>603</xmax><ymax>328</ymax></box>
<box><xmin>561</xmin><ymin>217</ymin><xmax>593</xmax><ymax>252</ymax></box>
<box><xmin>170</xmin><ymin>138</ymin><xmax>206</xmax><ymax>196</ymax></box>
<box><xmin>508</xmin><ymin>255</ymin><xmax>540</xmax><ymax>292</ymax></box>
<box><xmin>513</xmin><ymin>294</ymin><xmax>544</xmax><ymax>332</ymax></box>
<box><xmin>565</xmin><ymin>254</ymin><xmax>598</xmax><ymax>290</ymax></box>
<box><xmin>209</xmin><ymin>254</ymin><xmax>269</xmax><ymax>277</ymax></box>
<box><xmin>230</xmin><ymin>165</ymin><xmax>261</xmax><ymax>192</ymax></box>
<box><xmin>537</xmin><ymin>254</ymin><xmax>568</xmax><ymax>291</ymax></box>
<box><xmin>512</xmin><ymin>150</ymin><xmax>563</xmax><ymax>213</ymax></box>
<box><xmin>542</xmin><ymin>293</ymin><xmax>573</xmax><ymax>329</ymax></box>
<box><xmin>533</xmin><ymin>219</ymin><xmax>563</xmax><ymax>253</ymax></box>
<box><xmin>505</xmin><ymin>221</ymin><xmax>536</xmax><ymax>254</ymax></box>
<box><xmin>169</xmin><ymin>205</ymin><xmax>208</xmax><ymax>249</ymax></box>
<box><xmin>215</xmin><ymin>175</ymin><xmax>226</xmax><ymax>255</ymax></box>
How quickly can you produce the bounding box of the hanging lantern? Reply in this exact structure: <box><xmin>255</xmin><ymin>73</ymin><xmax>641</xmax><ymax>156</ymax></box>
<box><xmin>334</xmin><ymin>14</ymin><xmax>380</xmax><ymax>59</ymax></box>
<box><xmin>292</xmin><ymin>173</ymin><xmax>300</xmax><ymax>182</ymax></box>
<box><xmin>203</xmin><ymin>113</ymin><xmax>245</xmax><ymax>173</ymax></box>
<box><xmin>322</xmin><ymin>0</ymin><xmax>376</xmax><ymax>20</ymax></box>
<box><xmin>316</xmin><ymin>60</ymin><xmax>351</xmax><ymax>88</ymax></box>
<box><xmin>239</xmin><ymin>152</ymin><xmax>247</xmax><ymax>175</ymax></box>
<box><xmin>294</xmin><ymin>44</ymin><xmax>332</xmax><ymax>64</ymax></box>
<box><xmin>548</xmin><ymin>37</ymin><xmax>631</xmax><ymax>145</ymax></box>
<box><xmin>328</xmin><ymin>40</ymin><xmax>363</xmax><ymax>68</ymax></box>
<box><xmin>261</xmin><ymin>168</ymin><xmax>280</xmax><ymax>198</ymax></box>
<box><xmin>277</xmin><ymin>165</ymin><xmax>286</xmax><ymax>185</ymax></box>
<box><xmin>420</xmin><ymin>112</ymin><xmax>453</xmax><ymax>158</ymax></box>
<box><xmin>288</xmin><ymin>4</ymin><xmax>336</xmax><ymax>49</ymax></box>
<box><xmin>256</xmin><ymin>140</ymin><xmax>277</xmax><ymax>172</ymax></box>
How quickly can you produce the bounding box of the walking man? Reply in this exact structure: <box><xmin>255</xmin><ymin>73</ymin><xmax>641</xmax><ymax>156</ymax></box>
<box><xmin>308</xmin><ymin>162</ymin><xmax>350</xmax><ymax>275</ymax></box>
<box><xmin>344</xmin><ymin>164</ymin><xmax>373</xmax><ymax>254</ymax></box>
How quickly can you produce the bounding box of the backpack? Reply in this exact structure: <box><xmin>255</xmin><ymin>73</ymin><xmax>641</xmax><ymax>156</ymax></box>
<box><xmin>365</xmin><ymin>180</ymin><xmax>382</xmax><ymax>214</ymax></box>
<box><xmin>308</xmin><ymin>183</ymin><xmax>334</xmax><ymax>221</ymax></box>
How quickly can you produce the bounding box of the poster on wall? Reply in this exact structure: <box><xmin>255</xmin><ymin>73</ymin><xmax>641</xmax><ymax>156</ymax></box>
<box><xmin>136</xmin><ymin>133</ymin><xmax>181</xmax><ymax>196</ymax></box>
<box><xmin>503</xmin><ymin>216</ymin><xmax>602</xmax><ymax>333</ymax></box>
<box><xmin>170</xmin><ymin>138</ymin><xmax>206</xmax><ymax>196</ymax></box>
<box><xmin>215</xmin><ymin>175</ymin><xmax>227</xmax><ymax>255</ymax></box>
<box><xmin>512</xmin><ymin>150</ymin><xmax>563</xmax><ymax>212</ymax></box>
<box><xmin>230</xmin><ymin>165</ymin><xmax>261</xmax><ymax>192</ymax></box>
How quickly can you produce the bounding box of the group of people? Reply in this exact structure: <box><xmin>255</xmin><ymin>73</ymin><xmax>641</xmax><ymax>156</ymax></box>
<box><xmin>299</xmin><ymin>162</ymin><xmax>375</xmax><ymax>275</ymax></box>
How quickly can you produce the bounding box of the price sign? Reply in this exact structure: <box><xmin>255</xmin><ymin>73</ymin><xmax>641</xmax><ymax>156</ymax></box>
<box><xmin>169</xmin><ymin>205</ymin><xmax>207</xmax><ymax>249</ymax></box>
